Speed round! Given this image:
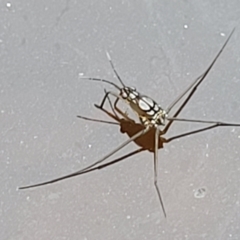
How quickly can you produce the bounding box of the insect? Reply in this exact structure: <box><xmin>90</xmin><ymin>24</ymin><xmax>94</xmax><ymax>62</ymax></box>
<box><xmin>19</xmin><ymin>28</ymin><xmax>240</xmax><ymax>218</ymax></box>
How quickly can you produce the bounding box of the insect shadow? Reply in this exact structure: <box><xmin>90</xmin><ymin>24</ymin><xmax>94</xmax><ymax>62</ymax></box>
<box><xmin>19</xmin><ymin>28</ymin><xmax>240</xmax><ymax>218</ymax></box>
<box><xmin>19</xmin><ymin>90</ymin><xmax>240</xmax><ymax>217</ymax></box>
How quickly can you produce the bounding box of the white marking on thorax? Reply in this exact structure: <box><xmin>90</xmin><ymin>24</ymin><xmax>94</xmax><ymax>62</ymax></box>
<box><xmin>147</xmin><ymin>109</ymin><xmax>155</xmax><ymax>116</ymax></box>
<box><xmin>138</xmin><ymin>99</ymin><xmax>151</xmax><ymax>111</ymax></box>
<box><xmin>142</xmin><ymin>96</ymin><xmax>155</xmax><ymax>108</ymax></box>
<box><xmin>129</xmin><ymin>92</ymin><xmax>137</xmax><ymax>100</ymax></box>
<box><xmin>121</xmin><ymin>91</ymin><xmax>128</xmax><ymax>99</ymax></box>
<box><xmin>154</xmin><ymin>104</ymin><xmax>160</xmax><ymax>112</ymax></box>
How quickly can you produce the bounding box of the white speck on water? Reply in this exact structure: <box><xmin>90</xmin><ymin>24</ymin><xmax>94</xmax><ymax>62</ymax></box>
<box><xmin>194</xmin><ymin>188</ymin><xmax>207</xmax><ymax>198</ymax></box>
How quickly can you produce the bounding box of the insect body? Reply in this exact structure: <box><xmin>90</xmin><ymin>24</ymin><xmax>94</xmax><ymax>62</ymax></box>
<box><xmin>84</xmin><ymin>29</ymin><xmax>235</xmax><ymax>131</ymax></box>
<box><xmin>75</xmin><ymin>29</ymin><xmax>238</xmax><ymax>217</ymax></box>
<box><xmin>19</xmin><ymin>28</ymin><xmax>240</xmax><ymax>218</ymax></box>
<box><xmin>120</xmin><ymin>86</ymin><xmax>167</xmax><ymax>126</ymax></box>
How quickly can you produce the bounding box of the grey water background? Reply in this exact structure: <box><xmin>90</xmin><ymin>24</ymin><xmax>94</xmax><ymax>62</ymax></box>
<box><xmin>1</xmin><ymin>1</ymin><xmax>240</xmax><ymax>239</ymax></box>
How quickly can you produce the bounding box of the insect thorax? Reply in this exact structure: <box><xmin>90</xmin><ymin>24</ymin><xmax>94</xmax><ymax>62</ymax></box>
<box><xmin>120</xmin><ymin>86</ymin><xmax>167</xmax><ymax>127</ymax></box>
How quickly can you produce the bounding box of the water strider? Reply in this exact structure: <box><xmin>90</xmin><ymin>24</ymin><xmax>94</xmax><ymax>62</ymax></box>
<box><xmin>19</xmin><ymin>28</ymin><xmax>240</xmax><ymax>218</ymax></box>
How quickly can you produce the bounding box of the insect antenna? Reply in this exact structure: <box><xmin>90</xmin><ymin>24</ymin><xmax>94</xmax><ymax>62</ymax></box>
<box><xmin>80</xmin><ymin>50</ymin><xmax>127</xmax><ymax>92</ymax></box>
<box><xmin>80</xmin><ymin>77</ymin><xmax>122</xmax><ymax>91</ymax></box>
<box><xmin>105</xmin><ymin>51</ymin><xmax>126</xmax><ymax>87</ymax></box>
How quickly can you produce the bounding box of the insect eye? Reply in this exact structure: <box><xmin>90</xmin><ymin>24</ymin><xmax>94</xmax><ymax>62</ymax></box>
<box><xmin>123</xmin><ymin>86</ymin><xmax>134</xmax><ymax>92</ymax></box>
<box><xmin>120</xmin><ymin>88</ymin><xmax>128</xmax><ymax>99</ymax></box>
<box><xmin>130</xmin><ymin>87</ymin><xmax>136</xmax><ymax>91</ymax></box>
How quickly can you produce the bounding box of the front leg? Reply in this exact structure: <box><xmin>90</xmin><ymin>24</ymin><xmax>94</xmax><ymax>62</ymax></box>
<box><xmin>113</xmin><ymin>97</ymin><xmax>134</xmax><ymax>122</ymax></box>
<box><xmin>95</xmin><ymin>90</ymin><xmax>133</xmax><ymax>122</ymax></box>
<box><xmin>97</xmin><ymin>91</ymin><xmax>120</xmax><ymax>109</ymax></box>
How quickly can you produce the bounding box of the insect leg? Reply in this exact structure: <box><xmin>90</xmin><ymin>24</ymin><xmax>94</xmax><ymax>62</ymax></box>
<box><xmin>19</xmin><ymin>148</ymin><xmax>145</xmax><ymax>189</ymax></box>
<box><xmin>77</xmin><ymin>91</ymin><xmax>121</xmax><ymax>125</ymax></box>
<box><xmin>97</xmin><ymin>90</ymin><xmax>121</xmax><ymax>109</ymax></box>
<box><xmin>163</xmin><ymin>27</ymin><xmax>234</xmax><ymax>136</ymax></box>
<box><xmin>77</xmin><ymin>115</ymin><xmax>118</xmax><ymax>125</ymax></box>
<box><xmin>165</xmin><ymin>123</ymin><xmax>235</xmax><ymax>143</ymax></box>
<box><xmin>166</xmin><ymin>28</ymin><xmax>235</xmax><ymax>114</ymax></box>
<box><xmin>66</xmin><ymin>125</ymin><xmax>150</xmax><ymax>177</ymax></box>
<box><xmin>94</xmin><ymin>87</ymin><xmax>133</xmax><ymax>122</ymax></box>
<box><xmin>165</xmin><ymin>117</ymin><xmax>240</xmax><ymax>126</ymax></box>
<box><xmin>105</xmin><ymin>89</ymin><xmax>134</xmax><ymax>121</ymax></box>
<box><xmin>154</xmin><ymin>127</ymin><xmax>167</xmax><ymax>217</ymax></box>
